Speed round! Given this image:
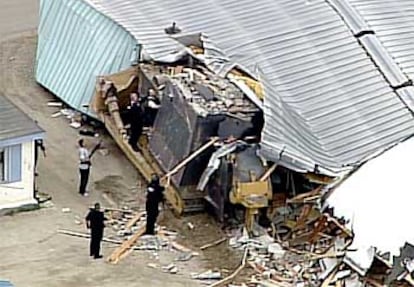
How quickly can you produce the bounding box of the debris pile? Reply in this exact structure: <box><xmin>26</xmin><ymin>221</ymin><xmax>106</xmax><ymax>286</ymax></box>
<box><xmin>101</xmin><ymin>208</ymin><xmax>198</xmax><ymax>271</ymax></box>
<box><xmin>47</xmin><ymin>101</ymin><xmax>100</xmax><ymax>137</ymax></box>
<box><xmin>220</xmin><ymin>188</ymin><xmax>400</xmax><ymax>287</ymax></box>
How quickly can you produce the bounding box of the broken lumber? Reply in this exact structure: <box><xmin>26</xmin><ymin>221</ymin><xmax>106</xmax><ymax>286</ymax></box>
<box><xmin>47</xmin><ymin>102</ymin><xmax>63</xmax><ymax>107</ymax></box>
<box><xmin>162</xmin><ymin>137</ymin><xmax>219</xmax><ymax>181</ymax></box>
<box><xmin>259</xmin><ymin>163</ymin><xmax>277</xmax><ymax>182</ymax></box>
<box><xmin>103</xmin><ymin>207</ymin><xmax>135</xmax><ymax>213</ymax></box>
<box><xmin>286</xmin><ymin>187</ymin><xmax>322</xmax><ymax>204</ymax></box>
<box><xmin>208</xmin><ymin>248</ymin><xmax>248</xmax><ymax>287</ymax></box>
<box><xmin>324</xmin><ymin>214</ymin><xmax>353</xmax><ymax>238</ymax></box>
<box><xmin>107</xmin><ymin>225</ymin><xmax>146</xmax><ymax>264</ymax></box>
<box><xmin>158</xmin><ymin>232</ymin><xmax>193</xmax><ymax>253</ymax></box>
<box><xmin>125</xmin><ymin>211</ymin><xmax>145</xmax><ymax>230</ymax></box>
<box><xmin>200</xmin><ymin>237</ymin><xmax>227</xmax><ymax>250</ymax></box>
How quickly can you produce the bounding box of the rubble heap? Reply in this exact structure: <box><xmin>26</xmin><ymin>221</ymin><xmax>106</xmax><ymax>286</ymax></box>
<box><xmin>223</xmin><ymin>189</ymin><xmax>405</xmax><ymax>287</ymax></box>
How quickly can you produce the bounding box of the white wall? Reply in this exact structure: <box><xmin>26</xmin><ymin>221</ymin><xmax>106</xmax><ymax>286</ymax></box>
<box><xmin>0</xmin><ymin>141</ymin><xmax>36</xmax><ymax>210</ymax></box>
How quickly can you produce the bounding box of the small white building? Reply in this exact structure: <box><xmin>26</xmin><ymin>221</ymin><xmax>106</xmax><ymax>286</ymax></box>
<box><xmin>0</xmin><ymin>95</ymin><xmax>44</xmax><ymax>210</ymax></box>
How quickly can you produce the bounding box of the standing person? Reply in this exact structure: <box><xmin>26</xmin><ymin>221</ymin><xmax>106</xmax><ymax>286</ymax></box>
<box><xmin>127</xmin><ymin>93</ymin><xmax>143</xmax><ymax>152</ymax></box>
<box><xmin>34</xmin><ymin>139</ymin><xmax>46</xmax><ymax>176</ymax></box>
<box><xmin>85</xmin><ymin>202</ymin><xmax>107</xmax><ymax>259</ymax></box>
<box><xmin>145</xmin><ymin>174</ymin><xmax>165</xmax><ymax>235</ymax></box>
<box><xmin>143</xmin><ymin>89</ymin><xmax>161</xmax><ymax>128</ymax></box>
<box><xmin>78</xmin><ymin>139</ymin><xmax>101</xmax><ymax>196</ymax></box>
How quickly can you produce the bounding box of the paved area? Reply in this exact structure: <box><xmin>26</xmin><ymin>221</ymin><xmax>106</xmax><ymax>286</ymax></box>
<box><xmin>0</xmin><ymin>1</ymin><xmax>202</xmax><ymax>286</ymax></box>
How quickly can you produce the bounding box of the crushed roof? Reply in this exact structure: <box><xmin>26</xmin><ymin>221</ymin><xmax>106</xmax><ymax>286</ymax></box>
<box><xmin>81</xmin><ymin>0</ymin><xmax>414</xmax><ymax>174</ymax></box>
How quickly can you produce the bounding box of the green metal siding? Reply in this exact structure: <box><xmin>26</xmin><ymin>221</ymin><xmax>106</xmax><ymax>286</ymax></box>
<box><xmin>36</xmin><ymin>0</ymin><xmax>138</xmax><ymax>118</ymax></box>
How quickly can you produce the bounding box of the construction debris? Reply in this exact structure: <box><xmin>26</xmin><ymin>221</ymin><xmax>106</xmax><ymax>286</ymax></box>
<box><xmin>191</xmin><ymin>270</ymin><xmax>222</xmax><ymax>280</ymax></box>
<box><xmin>200</xmin><ymin>237</ymin><xmax>227</xmax><ymax>250</ymax></box>
<box><xmin>47</xmin><ymin>102</ymin><xmax>63</xmax><ymax>107</ymax></box>
<box><xmin>210</xmin><ymin>185</ymin><xmax>407</xmax><ymax>287</ymax></box>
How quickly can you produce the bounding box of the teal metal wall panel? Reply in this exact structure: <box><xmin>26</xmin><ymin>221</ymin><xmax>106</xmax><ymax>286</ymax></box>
<box><xmin>36</xmin><ymin>0</ymin><xmax>137</xmax><ymax>118</ymax></box>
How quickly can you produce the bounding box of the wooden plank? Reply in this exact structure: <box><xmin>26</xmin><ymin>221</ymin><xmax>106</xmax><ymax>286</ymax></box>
<box><xmin>208</xmin><ymin>248</ymin><xmax>248</xmax><ymax>287</ymax></box>
<box><xmin>286</xmin><ymin>187</ymin><xmax>322</xmax><ymax>203</ymax></box>
<box><xmin>200</xmin><ymin>238</ymin><xmax>227</xmax><ymax>250</ymax></box>
<box><xmin>158</xmin><ymin>232</ymin><xmax>193</xmax><ymax>253</ymax></box>
<box><xmin>125</xmin><ymin>211</ymin><xmax>145</xmax><ymax>230</ymax></box>
<box><xmin>107</xmin><ymin>225</ymin><xmax>146</xmax><ymax>264</ymax></box>
<box><xmin>293</xmin><ymin>204</ymin><xmax>313</xmax><ymax>231</ymax></box>
<box><xmin>325</xmin><ymin>214</ymin><xmax>353</xmax><ymax>238</ymax></box>
<box><xmin>162</xmin><ymin>137</ymin><xmax>219</xmax><ymax>180</ymax></box>
<box><xmin>321</xmin><ymin>267</ymin><xmax>339</xmax><ymax>287</ymax></box>
<box><xmin>259</xmin><ymin>163</ymin><xmax>277</xmax><ymax>181</ymax></box>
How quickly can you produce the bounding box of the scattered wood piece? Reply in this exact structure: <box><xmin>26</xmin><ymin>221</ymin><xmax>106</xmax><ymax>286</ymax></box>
<box><xmin>200</xmin><ymin>237</ymin><xmax>227</xmax><ymax>250</ymax></box>
<box><xmin>171</xmin><ymin>241</ymin><xmax>192</xmax><ymax>253</ymax></box>
<box><xmin>286</xmin><ymin>187</ymin><xmax>322</xmax><ymax>204</ymax></box>
<box><xmin>125</xmin><ymin>211</ymin><xmax>145</xmax><ymax>230</ymax></box>
<box><xmin>321</xmin><ymin>267</ymin><xmax>339</xmax><ymax>287</ymax></box>
<box><xmin>208</xmin><ymin>248</ymin><xmax>248</xmax><ymax>287</ymax></box>
<box><xmin>259</xmin><ymin>163</ymin><xmax>277</xmax><ymax>181</ymax></box>
<box><xmin>157</xmin><ymin>229</ymin><xmax>193</xmax><ymax>253</ymax></box>
<box><xmin>51</xmin><ymin>111</ymin><xmax>62</xmax><ymax>118</ymax></box>
<box><xmin>293</xmin><ymin>204</ymin><xmax>313</xmax><ymax>231</ymax></box>
<box><xmin>47</xmin><ymin>102</ymin><xmax>63</xmax><ymax>107</ymax></box>
<box><xmin>324</xmin><ymin>214</ymin><xmax>353</xmax><ymax>238</ymax></box>
<box><xmin>103</xmin><ymin>207</ymin><xmax>135</xmax><ymax>213</ymax></box>
<box><xmin>308</xmin><ymin>250</ymin><xmax>345</xmax><ymax>260</ymax></box>
<box><xmin>107</xmin><ymin>225</ymin><xmax>146</xmax><ymax>264</ymax></box>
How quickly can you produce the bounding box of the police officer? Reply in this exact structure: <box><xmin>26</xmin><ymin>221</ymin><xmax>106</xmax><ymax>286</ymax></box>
<box><xmin>85</xmin><ymin>202</ymin><xmax>107</xmax><ymax>259</ymax></box>
<box><xmin>145</xmin><ymin>174</ymin><xmax>165</xmax><ymax>235</ymax></box>
<box><xmin>127</xmin><ymin>93</ymin><xmax>143</xmax><ymax>152</ymax></box>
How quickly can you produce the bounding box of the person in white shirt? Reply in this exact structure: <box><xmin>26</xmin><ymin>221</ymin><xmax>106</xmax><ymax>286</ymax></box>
<box><xmin>143</xmin><ymin>89</ymin><xmax>161</xmax><ymax>128</ymax></box>
<box><xmin>78</xmin><ymin>139</ymin><xmax>91</xmax><ymax>196</ymax></box>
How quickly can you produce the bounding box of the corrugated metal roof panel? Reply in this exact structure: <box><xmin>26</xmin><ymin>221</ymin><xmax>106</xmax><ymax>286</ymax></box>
<box><xmin>36</xmin><ymin>0</ymin><xmax>137</xmax><ymax>117</ymax></box>
<box><xmin>358</xmin><ymin>34</ymin><xmax>409</xmax><ymax>87</ymax></box>
<box><xmin>61</xmin><ymin>0</ymin><xmax>414</xmax><ymax>173</ymax></box>
<box><xmin>326</xmin><ymin>0</ymin><xmax>371</xmax><ymax>35</ymax></box>
<box><xmin>397</xmin><ymin>86</ymin><xmax>414</xmax><ymax>114</ymax></box>
<box><xmin>0</xmin><ymin>94</ymin><xmax>44</xmax><ymax>142</ymax></box>
<box><xmin>347</xmin><ymin>0</ymin><xmax>414</xmax><ymax>82</ymax></box>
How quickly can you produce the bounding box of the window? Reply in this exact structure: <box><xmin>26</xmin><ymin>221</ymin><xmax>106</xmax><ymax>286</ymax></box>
<box><xmin>0</xmin><ymin>144</ymin><xmax>21</xmax><ymax>183</ymax></box>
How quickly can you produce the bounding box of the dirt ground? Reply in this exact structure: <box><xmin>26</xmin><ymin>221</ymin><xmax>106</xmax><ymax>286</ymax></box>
<box><xmin>0</xmin><ymin>1</ymin><xmax>239</xmax><ymax>286</ymax></box>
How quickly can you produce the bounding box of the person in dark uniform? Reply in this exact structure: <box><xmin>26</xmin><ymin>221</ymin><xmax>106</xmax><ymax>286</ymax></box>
<box><xmin>34</xmin><ymin>139</ymin><xmax>46</xmax><ymax>177</ymax></box>
<box><xmin>127</xmin><ymin>93</ymin><xmax>143</xmax><ymax>152</ymax></box>
<box><xmin>145</xmin><ymin>174</ymin><xmax>165</xmax><ymax>235</ymax></box>
<box><xmin>85</xmin><ymin>202</ymin><xmax>107</xmax><ymax>259</ymax></box>
<box><xmin>106</xmin><ymin>82</ymin><xmax>118</xmax><ymax>99</ymax></box>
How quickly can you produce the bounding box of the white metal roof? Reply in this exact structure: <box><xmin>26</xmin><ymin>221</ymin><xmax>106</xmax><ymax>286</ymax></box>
<box><xmin>85</xmin><ymin>0</ymin><xmax>414</xmax><ymax>174</ymax></box>
<box><xmin>347</xmin><ymin>0</ymin><xmax>414</xmax><ymax>83</ymax></box>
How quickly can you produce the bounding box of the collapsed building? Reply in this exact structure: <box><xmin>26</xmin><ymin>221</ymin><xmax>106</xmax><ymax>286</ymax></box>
<box><xmin>36</xmin><ymin>0</ymin><xmax>414</xmax><ymax>285</ymax></box>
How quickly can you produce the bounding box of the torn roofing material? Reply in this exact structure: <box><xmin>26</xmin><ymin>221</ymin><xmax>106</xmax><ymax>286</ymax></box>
<box><xmin>71</xmin><ymin>0</ymin><xmax>414</xmax><ymax>174</ymax></box>
<box><xmin>0</xmin><ymin>94</ymin><xmax>44</xmax><ymax>143</ymax></box>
